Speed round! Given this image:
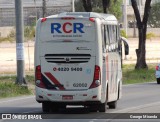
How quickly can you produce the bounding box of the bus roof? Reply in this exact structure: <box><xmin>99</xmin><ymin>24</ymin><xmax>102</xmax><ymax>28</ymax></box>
<box><xmin>47</xmin><ymin>12</ymin><xmax>117</xmax><ymax>22</ymax></box>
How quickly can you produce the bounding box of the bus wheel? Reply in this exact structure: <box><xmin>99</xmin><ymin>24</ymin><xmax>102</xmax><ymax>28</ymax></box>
<box><xmin>98</xmin><ymin>86</ymin><xmax>108</xmax><ymax>112</ymax></box>
<box><xmin>108</xmin><ymin>101</ymin><xmax>117</xmax><ymax>109</ymax></box>
<box><xmin>89</xmin><ymin>105</ymin><xmax>98</xmax><ymax>112</ymax></box>
<box><xmin>51</xmin><ymin>103</ymin><xmax>59</xmax><ymax>112</ymax></box>
<box><xmin>99</xmin><ymin>103</ymin><xmax>106</xmax><ymax>112</ymax></box>
<box><xmin>157</xmin><ymin>78</ymin><xmax>160</xmax><ymax>84</ymax></box>
<box><xmin>42</xmin><ymin>102</ymin><xmax>50</xmax><ymax>113</ymax></box>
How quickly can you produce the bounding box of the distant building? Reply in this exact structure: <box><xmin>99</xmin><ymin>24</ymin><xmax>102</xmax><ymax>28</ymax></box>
<box><xmin>0</xmin><ymin>0</ymin><xmax>72</xmax><ymax>27</ymax></box>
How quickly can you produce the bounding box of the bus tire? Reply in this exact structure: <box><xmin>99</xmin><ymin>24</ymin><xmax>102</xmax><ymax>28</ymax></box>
<box><xmin>99</xmin><ymin>87</ymin><xmax>107</xmax><ymax>112</ymax></box>
<box><xmin>51</xmin><ymin>103</ymin><xmax>59</xmax><ymax>112</ymax></box>
<box><xmin>157</xmin><ymin>78</ymin><xmax>160</xmax><ymax>84</ymax></box>
<box><xmin>99</xmin><ymin>103</ymin><xmax>106</xmax><ymax>112</ymax></box>
<box><xmin>108</xmin><ymin>101</ymin><xmax>117</xmax><ymax>109</ymax></box>
<box><xmin>42</xmin><ymin>102</ymin><xmax>50</xmax><ymax>113</ymax></box>
<box><xmin>89</xmin><ymin>105</ymin><xmax>98</xmax><ymax>112</ymax></box>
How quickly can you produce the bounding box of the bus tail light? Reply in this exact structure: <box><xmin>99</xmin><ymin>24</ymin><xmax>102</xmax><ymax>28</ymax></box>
<box><xmin>41</xmin><ymin>18</ymin><xmax>47</xmax><ymax>22</ymax></box>
<box><xmin>156</xmin><ymin>66</ymin><xmax>159</xmax><ymax>70</ymax></box>
<box><xmin>89</xmin><ymin>65</ymin><xmax>101</xmax><ymax>89</ymax></box>
<box><xmin>35</xmin><ymin>65</ymin><xmax>46</xmax><ymax>88</ymax></box>
<box><xmin>89</xmin><ymin>18</ymin><xmax>95</xmax><ymax>22</ymax></box>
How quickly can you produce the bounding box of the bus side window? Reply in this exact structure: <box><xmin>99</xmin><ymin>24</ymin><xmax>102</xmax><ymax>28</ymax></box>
<box><xmin>113</xmin><ymin>25</ymin><xmax>117</xmax><ymax>43</ymax></box>
<box><xmin>108</xmin><ymin>25</ymin><xmax>112</xmax><ymax>44</ymax></box>
<box><xmin>112</xmin><ymin>25</ymin><xmax>116</xmax><ymax>43</ymax></box>
<box><xmin>101</xmin><ymin>25</ymin><xmax>106</xmax><ymax>53</ymax></box>
<box><xmin>105</xmin><ymin>25</ymin><xmax>109</xmax><ymax>45</ymax></box>
<box><xmin>107</xmin><ymin>25</ymin><xmax>111</xmax><ymax>52</ymax></box>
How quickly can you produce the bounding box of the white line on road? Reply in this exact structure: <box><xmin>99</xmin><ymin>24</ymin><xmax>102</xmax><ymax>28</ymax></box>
<box><xmin>110</xmin><ymin>101</ymin><xmax>160</xmax><ymax>113</ymax></box>
<box><xmin>23</xmin><ymin>109</ymin><xmax>41</xmax><ymax>113</ymax></box>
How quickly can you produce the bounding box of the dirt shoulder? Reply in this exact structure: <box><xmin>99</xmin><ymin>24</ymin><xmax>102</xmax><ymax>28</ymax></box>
<box><xmin>0</xmin><ymin>38</ymin><xmax>160</xmax><ymax>73</ymax></box>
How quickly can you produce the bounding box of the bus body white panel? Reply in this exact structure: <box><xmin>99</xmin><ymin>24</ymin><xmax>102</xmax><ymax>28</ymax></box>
<box><xmin>35</xmin><ymin>12</ymin><xmax>124</xmax><ymax>107</ymax></box>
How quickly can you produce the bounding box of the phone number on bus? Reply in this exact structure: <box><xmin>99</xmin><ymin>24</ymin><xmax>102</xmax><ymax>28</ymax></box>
<box><xmin>53</xmin><ymin>67</ymin><xmax>83</xmax><ymax>72</ymax></box>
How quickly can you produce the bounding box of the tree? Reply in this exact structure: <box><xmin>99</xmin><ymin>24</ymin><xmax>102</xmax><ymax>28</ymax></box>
<box><xmin>131</xmin><ymin>0</ymin><xmax>152</xmax><ymax>69</ymax></box>
<box><xmin>75</xmin><ymin>0</ymin><xmax>85</xmax><ymax>12</ymax></box>
<box><xmin>148</xmin><ymin>1</ymin><xmax>160</xmax><ymax>28</ymax></box>
<box><xmin>108</xmin><ymin>0</ymin><xmax>122</xmax><ymax>20</ymax></box>
<box><xmin>42</xmin><ymin>0</ymin><xmax>47</xmax><ymax>17</ymax></box>
<box><xmin>75</xmin><ymin>0</ymin><xmax>122</xmax><ymax>20</ymax></box>
<box><xmin>102</xmin><ymin>0</ymin><xmax>110</xmax><ymax>13</ymax></box>
<box><xmin>82</xmin><ymin>0</ymin><xmax>92</xmax><ymax>12</ymax></box>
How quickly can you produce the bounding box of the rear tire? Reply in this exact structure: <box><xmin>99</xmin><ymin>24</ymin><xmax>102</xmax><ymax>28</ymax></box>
<box><xmin>99</xmin><ymin>87</ymin><xmax>108</xmax><ymax>112</ymax></box>
<box><xmin>51</xmin><ymin>103</ymin><xmax>59</xmax><ymax>112</ymax></box>
<box><xmin>157</xmin><ymin>78</ymin><xmax>160</xmax><ymax>84</ymax></box>
<box><xmin>108</xmin><ymin>101</ymin><xmax>117</xmax><ymax>109</ymax></box>
<box><xmin>89</xmin><ymin>105</ymin><xmax>98</xmax><ymax>112</ymax></box>
<box><xmin>42</xmin><ymin>102</ymin><xmax>50</xmax><ymax>113</ymax></box>
<box><xmin>99</xmin><ymin>103</ymin><xmax>106</xmax><ymax>112</ymax></box>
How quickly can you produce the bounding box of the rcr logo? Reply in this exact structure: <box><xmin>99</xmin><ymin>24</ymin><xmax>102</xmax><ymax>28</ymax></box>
<box><xmin>51</xmin><ymin>22</ymin><xmax>84</xmax><ymax>34</ymax></box>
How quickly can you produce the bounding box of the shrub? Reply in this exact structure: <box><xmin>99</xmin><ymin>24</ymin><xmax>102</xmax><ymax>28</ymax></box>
<box><xmin>146</xmin><ymin>33</ymin><xmax>155</xmax><ymax>40</ymax></box>
<box><xmin>120</xmin><ymin>30</ymin><xmax>127</xmax><ymax>38</ymax></box>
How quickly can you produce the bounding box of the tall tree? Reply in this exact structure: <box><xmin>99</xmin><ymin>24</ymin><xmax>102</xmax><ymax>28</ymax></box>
<box><xmin>108</xmin><ymin>0</ymin><xmax>122</xmax><ymax>19</ymax></box>
<box><xmin>131</xmin><ymin>0</ymin><xmax>152</xmax><ymax>69</ymax></box>
<box><xmin>148</xmin><ymin>1</ymin><xmax>160</xmax><ymax>28</ymax></box>
<box><xmin>78</xmin><ymin>0</ymin><xmax>122</xmax><ymax>19</ymax></box>
<box><xmin>102</xmin><ymin>0</ymin><xmax>110</xmax><ymax>13</ymax></box>
<box><xmin>82</xmin><ymin>0</ymin><xmax>92</xmax><ymax>12</ymax></box>
<box><xmin>42</xmin><ymin>0</ymin><xmax>47</xmax><ymax>17</ymax></box>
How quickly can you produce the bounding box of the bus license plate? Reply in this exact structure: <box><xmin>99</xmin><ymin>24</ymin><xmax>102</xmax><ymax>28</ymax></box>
<box><xmin>62</xmin><ymin>95</ymin><xmax>73</xmax><ymax>100</ymax></box>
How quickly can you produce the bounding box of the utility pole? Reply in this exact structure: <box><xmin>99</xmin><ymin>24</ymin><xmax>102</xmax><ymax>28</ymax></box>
<box><xmin>42</xmin><ymin>0</ymin><xmax>46</xmax><ymax>17</ymax></box>
<box><xmin>72</xmin><ymin>0</ymin><xmax>75</xmax><ymax>12</ymax></box>
<box><xmin>15</xmin><ymin>0</ymin><xmax>26</xmax><ymax>85</ymax></box>
<box><xmin>34</xmin><ymin>0</ymin><xmax>38</xmax><ymax>20</ymax></box>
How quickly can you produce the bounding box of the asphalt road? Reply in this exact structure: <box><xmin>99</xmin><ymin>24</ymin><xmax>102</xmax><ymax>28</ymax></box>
<box><xmin>0</xmin><ymin>82</ymin><xmax>160</xmax><ymax>122</ymax></box>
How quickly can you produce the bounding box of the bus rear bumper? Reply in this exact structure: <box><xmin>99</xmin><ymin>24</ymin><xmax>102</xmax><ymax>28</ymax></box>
<box><xmin>35</xmin><ymin>86</ymin><xmax>102</xmax><ymax>104</ymax></box>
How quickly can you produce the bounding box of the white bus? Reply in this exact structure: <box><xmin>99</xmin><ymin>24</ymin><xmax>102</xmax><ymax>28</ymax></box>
<box><xmin>34</xmin><ymin>12</ymin><xmax>129</xmax><ymax>112</ymax></box>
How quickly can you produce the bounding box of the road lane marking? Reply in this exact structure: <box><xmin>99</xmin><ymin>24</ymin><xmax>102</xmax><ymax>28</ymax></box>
<box><xmin>23</xmin><ymin>109</ymin><xmax>41</xmax><ymax>113</ymax></box>
<box><xmin>109</xmin><ymin>101</ymin><xmax>160</xmax><ymax>113</ymax></box>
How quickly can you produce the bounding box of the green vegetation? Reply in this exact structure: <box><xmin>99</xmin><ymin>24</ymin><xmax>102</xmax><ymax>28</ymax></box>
<box><xmin>0</xmin><ymin>75</ymin><xmax>34</xmax><ymax>98</ymax></box>
<box><xmin>0</xmin><ymin>64</ymin><xmax>157</xmax><ymax>98</ymax></box>
<box><xmin>123</xmin><ymin>64</ymin><xmax>156</xmax><ymax>84</ymax></box>
<box><xmin>146</xmin><ymin>33</ymin><xmax>155</xmax><ymax>40</ymax></box>
<box><xmin>148</xmin><ymin>1</ymin><xmax>160</xmax><ymax>28</ymax></box>
<box><xmin>75</xmin><ymin>0</ymin><xmax>123</xmax><ymax>20</ymax></box>
<box><xmin>0</xmin><ymin>26</ymin><xmax>35</xmax><ymax>43</ymax></box>
<box><xmin>108</xmin><ymin>0</ymin><xmax>122</xmax><ymax>20</ymax></box>
<box><xmin>24</xmin><ymin>26</ymin><xmax>35</xmax><ymax>41</ymax></box>
<box><xmin>120</xmin><ymin>30</ymin><xmax>127</xmax><ymax>38</ymax></box>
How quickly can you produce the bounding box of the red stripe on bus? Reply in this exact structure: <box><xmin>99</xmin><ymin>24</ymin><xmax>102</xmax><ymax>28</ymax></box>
<box><xmin>44</xmin><ymin>72</ymin><xmax>65</xmax><ymax>90</ymax></box>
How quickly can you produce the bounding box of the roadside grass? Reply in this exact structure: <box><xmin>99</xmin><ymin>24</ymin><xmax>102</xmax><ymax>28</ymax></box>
<box><xmin>123</xmin><ymin>64</ymin><xmax>156</xmax><ymax>84</ymax></box>
<box><xmin>0</xmin><ymin>64</ymin><xmax>157</xmax><ymax>98</ymax></box>
<box><xmin>0</xmin><ymin>75</ymin><xmax>34</xmax><ymax>99</ymax></box>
